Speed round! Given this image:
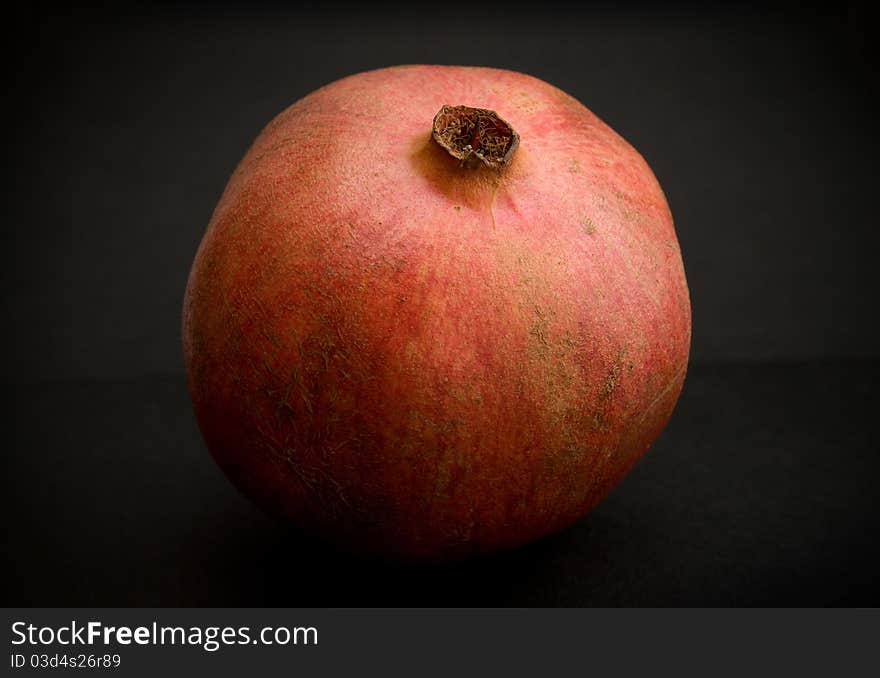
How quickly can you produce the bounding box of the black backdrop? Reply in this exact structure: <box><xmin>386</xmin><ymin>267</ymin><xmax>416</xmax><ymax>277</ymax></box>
<box><xmin>5</xmin><ymin>2</ymin><xmax>879</xmax><ymax>606</ymax></box>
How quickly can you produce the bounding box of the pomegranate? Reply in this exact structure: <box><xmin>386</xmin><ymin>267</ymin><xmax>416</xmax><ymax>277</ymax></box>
<box><xmin>182</xmin><ymin>65</ymin><xmax>691</xmax><ymax>561</ymax></box>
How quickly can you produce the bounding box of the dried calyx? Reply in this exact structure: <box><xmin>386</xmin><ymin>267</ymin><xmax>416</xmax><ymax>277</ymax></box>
<box><xmin>432</xmin><ymin>105</ymin><xmax>519</xmax><ymax>170</ymax></box>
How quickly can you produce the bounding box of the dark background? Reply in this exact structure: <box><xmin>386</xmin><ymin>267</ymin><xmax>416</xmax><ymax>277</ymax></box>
<box><xmin>5</xmin><ymin>2</ymin><xmax>878</xmax><ymax>606</ymax></box>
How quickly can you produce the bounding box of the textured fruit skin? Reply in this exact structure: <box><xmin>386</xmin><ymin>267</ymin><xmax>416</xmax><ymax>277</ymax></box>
<box><xmin>183</xmin><ymin>65</ymin><xmax>691</xmax><ymax>562</ymax></box>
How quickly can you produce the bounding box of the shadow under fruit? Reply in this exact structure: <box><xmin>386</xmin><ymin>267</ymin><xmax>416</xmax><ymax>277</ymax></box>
<box><xmin>182</xmin><ymin>65</ymin><xmax>691</xmax><ymax>562</ymax></box>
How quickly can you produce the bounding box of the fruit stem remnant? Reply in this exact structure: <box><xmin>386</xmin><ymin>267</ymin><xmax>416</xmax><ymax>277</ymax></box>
<box><xmin>432</xmin><ymin>105</ymin><xmax>519</xmax><ymax>170</ymax></box>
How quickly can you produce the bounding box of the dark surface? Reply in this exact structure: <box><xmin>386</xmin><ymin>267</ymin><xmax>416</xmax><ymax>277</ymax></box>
<box><xmin>7</xmin><ymin>362</ymin><xmax>879</xmax><ymax>606</ymax></box>
<box><xmin>4</xmin><ymin>3</ymin><xmax>878</xmax><ymax>608</ymax></box>
<box><xmin>6</xmin><ymin>3</ymin><xmax>879</xmax><ymax>383</ymax></box>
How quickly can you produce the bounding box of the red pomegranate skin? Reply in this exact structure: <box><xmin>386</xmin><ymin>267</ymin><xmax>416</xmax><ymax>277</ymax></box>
<box><xmin>183</xmin><ymin>65</ymin><xmax>691</xmax><ymax>562</ymax></box>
